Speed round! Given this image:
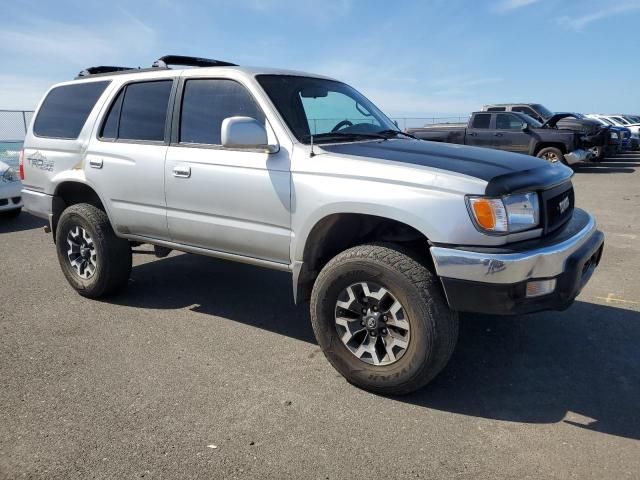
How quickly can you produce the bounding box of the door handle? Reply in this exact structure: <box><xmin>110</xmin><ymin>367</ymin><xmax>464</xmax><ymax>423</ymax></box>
<box><xmin>89</xmin><ymin>158</ymin><xmax>103</xmax><ymax>169</ymax></box>
<box><xmin>172</xmin><ymin>166</ymin><xmax>191</xmax><ymax>178</ymax></box>
<box><xmin>469</xmin><ymin>132</ymin><xmax>478</xmax><ymax>137</ymax></box>
<box><xmin>494</xmin><ymin>133</ymin><xmax>504</xmax><ymax>137</ymax></box>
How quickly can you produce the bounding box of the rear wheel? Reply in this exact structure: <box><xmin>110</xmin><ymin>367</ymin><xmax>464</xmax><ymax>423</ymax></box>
<box><xmin>537</xmin><ymin>147</ymin><xmax>564</xmax><ymax>164</ymax></box>
<box><xmin>55</xmin><ymin>203</ymin><xmax>131</xmax><ymax>298</ymax></box>
<box><xmin>310</xmin><ymin>243</ymin><xmax>458</xmax><ymax>395</ymax></box>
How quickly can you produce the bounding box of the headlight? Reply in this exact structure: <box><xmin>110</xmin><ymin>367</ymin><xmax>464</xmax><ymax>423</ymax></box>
<box><xmin>467</xmin><ymin>192</ymin><xmax>540</xmax><ymax>234</ymax></box>
<box><xmin>1</xmin><ymin>167</ymin><xmax>20</xmax><ymax>183</ymax></box>
<box><xmin>610</xmin><ymin>132</ymin><xmax>619</xmax><ymax>139</ymax></box>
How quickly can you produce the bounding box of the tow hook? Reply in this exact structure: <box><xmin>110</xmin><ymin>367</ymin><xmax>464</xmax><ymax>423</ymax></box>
<box><xmin>154</xmin><ymin>246</ymin><xmax>172</xmax><ymax>258</ymax></box>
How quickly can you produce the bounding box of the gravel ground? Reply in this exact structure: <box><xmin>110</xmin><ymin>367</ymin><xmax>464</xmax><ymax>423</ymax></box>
<box><xmin>1</xmin><ymin>152</ymin><xmax>639</xmax><ymax>479</ymax></box>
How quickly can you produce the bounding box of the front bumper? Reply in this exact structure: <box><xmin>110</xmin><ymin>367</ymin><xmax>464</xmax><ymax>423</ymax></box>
<box><xmin>0</xmin><ymin>181</ymin><xmax>24</xmax><ymax>212</ymax></box>
<box><xmin>431</xmin><ymin>209</ymin><xmax>604</xmax><ymax>315</ymax></box>
<box><xmin>564</xmin><ymin>148</ymin><xmax>593</xmax><ymax>165</ymax></box>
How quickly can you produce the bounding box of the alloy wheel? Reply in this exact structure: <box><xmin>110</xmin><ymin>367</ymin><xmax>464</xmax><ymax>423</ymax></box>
<box><xmin>334</xmin><ymin>281</ymin><xmax>410</xmax><ymax>365</ymax></box>
<box><xmin>66</xmin><ymin>226</ymin><xmax>98</xmax><ymax>279</ymax></box>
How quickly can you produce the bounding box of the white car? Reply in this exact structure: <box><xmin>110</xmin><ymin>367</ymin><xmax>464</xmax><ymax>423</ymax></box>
<box><xmin>587</xmin><ymin>114</ymin><xmax>640</xmax><ymax>139</ymax></box>
<box><xmin>0</xmin><ymin>160</ymin><xmax>23</xmax><ymax>217</ymax></box>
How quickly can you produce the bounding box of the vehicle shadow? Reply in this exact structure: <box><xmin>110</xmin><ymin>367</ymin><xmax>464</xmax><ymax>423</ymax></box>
<box><xmin>0</xmin><ymin>211</ymin><xmax>47</xmax><ymax>234</ymax></box>
<box><xmin>397</xmin><ymin>302</ymin><xmax>640</xmax><ymax>440</ymax></box>
<box><xmin>114</xmin><ymin>253</ymin><xmax>315</xmax><ymax>343</ymax></box>
<box><xmin>574</xmin><ymin>153</ymin><xmax>639</xmax><ymax>174</ymax></box>
<box><xmin>114</xmin><ymin>254</ymin><xmax>640</xmax><ymax>440</ymax></box>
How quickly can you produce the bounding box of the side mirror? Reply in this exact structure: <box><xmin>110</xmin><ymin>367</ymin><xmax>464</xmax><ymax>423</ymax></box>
<box><xmin>521</xmin><ymin>123</ymin><xmax>529</xmax><ymax>132</ymax></box>
<box><xmin>221</xmin><ymin>117</ymin><xmax>278</xmax><ymax>153</ymax></box>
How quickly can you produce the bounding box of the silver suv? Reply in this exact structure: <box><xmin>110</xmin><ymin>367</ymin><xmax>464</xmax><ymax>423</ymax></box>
<box><xmin>21</xmin><ymin>55</ymin><xmax>604</xmax><ymax>394</ymax></box>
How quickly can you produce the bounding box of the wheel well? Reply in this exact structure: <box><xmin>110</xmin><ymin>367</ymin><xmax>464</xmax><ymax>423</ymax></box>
<box><xmin>52</xmin><ymin>182</ymin><xmax>106</xmax><ymax>238</ymax></box>
<box><xmin>295</xmin><ymin>214</ymin><xmax>432</xmax><ymax>304</ymax></box>
<box><xmin>534</xmin><ymin>143</ymin><xmax>567</xmax><ymax>156</ymax></box>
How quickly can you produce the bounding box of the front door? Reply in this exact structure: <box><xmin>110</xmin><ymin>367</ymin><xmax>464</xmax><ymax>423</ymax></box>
<box><xmin>164</xmin><ymin>78</ymin><xmax>291</xmax><ymax>265</ymax></box>
<box><xmin>494</xmin><ymin>113</ymin><xmax>530</xmax><ymax>154</ymax></box>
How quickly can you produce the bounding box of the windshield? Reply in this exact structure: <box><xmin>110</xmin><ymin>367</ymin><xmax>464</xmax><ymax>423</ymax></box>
<box><xmin>622</xmin><ymin>115</ymin><xmax>639</xmax><ymax>124</ymax></box>
<box><xmin>517</xmin><ymin>113</ymin><xmax>543</xmax><ymax>127</ymax></box>
<box><xmin>612</xmin><ymin>116</ymin><xmax>630</xmax><ymax>125</ymax></box>
<box><xmin>257</xmin><ymin>75</ymin><xmax>397</xmax><ymax>143</ymax></box>
<box><xmin>533</xmin><ymin>104</ymin><xmax>555</xmax><ymax>119</ymax></box>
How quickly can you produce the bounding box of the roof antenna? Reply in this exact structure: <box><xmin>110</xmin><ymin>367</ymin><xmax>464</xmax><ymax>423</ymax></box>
<box><xmin>310</xmin><ymin>134</ymin><xmax>316</xmax><ymax>157</ymax></box>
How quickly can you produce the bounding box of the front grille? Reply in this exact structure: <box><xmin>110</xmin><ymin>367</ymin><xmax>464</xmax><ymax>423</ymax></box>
<box><xmin>542</xmin><ymin>183</ymin><xmax>575</xmax><ymax>233</ymax></box>
<box><xmin>0</xmin><ymin>199</ymin><xmax>8</xmax><ymax>206</ymax></box>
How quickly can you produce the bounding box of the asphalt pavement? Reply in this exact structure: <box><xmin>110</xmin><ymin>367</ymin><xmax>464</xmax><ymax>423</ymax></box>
<box><xmin>1</xmin><ymin>153</ymin><xmax>639</xmax><ymax>479</ymax></box>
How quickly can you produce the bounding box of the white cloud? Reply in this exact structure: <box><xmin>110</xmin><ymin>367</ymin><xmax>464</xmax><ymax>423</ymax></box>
<box><xmin>0</xmin><ymin>15</ymin><xmax>156</xmax><ymax>68</ymax></box>
<box><xmin>0</xmin><ymin>74</ymin><xmax>52</xmax><ymax>111</ymax></box>
<box><xmin>558</xmin><ymin>2</ymin><xmax>640</xmax><ymax>31</ymax></box>
<box><xmin>494</xmin><ymin>0</ymin><xmax>540</xmax><ymax>12</ymax></box>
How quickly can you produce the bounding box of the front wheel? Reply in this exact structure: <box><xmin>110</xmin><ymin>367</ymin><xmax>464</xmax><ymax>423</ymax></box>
<box><xmin>536</xmin><ymin>147</ymin><xmax>565</xmax><ymax>164</ymax></box>
<box><xmin>55</xmin><ymin>203</ymin><xmax>131</xmax><ymax>298</ymax></box>
<box><xmin>310</xmin><ymin>243</ymin><xmax>459</xmax><ymax>395</ymax></box>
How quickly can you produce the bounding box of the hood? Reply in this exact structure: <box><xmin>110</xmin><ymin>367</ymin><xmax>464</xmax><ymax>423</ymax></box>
<box><xmin>321</xmin><ymin>139</ymin><xmax>573</xmax><ymax>196</ymax></box>
<box><xmin>542</xmin><ymin>113</ymin><xmax>585</xmax><ymax>128</ymax></box>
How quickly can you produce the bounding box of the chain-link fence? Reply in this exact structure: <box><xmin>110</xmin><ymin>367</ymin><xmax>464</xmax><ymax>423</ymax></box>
<box><xmin>391</xmin><ymin>116</ymin><xmax>469</xmax><ymax>131</ymax></box>
<box><xmin>0</xmin><ymin>110</ymin><xmax>34</xmax><ymax>168</ymax></box>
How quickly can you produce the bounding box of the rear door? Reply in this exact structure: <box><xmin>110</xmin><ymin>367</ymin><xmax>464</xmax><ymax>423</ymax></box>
<box><xmin>494</xmin><ymin>113</ymin><xmax>530</xmax><ymax>153</ymax></box>
<box><xmin>85</xmin><ymin>78</ymin><xmax>175</xmax><ymax>239</ymax></box>
<box><xmin>466</xmin><ymin>113</ymin><xmax>494</xmax><ymax>147</ymax></box>
<box><xmin>164</xmin><ymin>77</ymin><xmax>291</xmax><ymax>264</ymax></box>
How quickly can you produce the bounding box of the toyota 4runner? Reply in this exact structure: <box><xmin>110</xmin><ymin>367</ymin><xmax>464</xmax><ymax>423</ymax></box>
<box><xmin>21</xmin><ymin>55</ymin><xmax>604</xmax><ymax>394</ymax></box>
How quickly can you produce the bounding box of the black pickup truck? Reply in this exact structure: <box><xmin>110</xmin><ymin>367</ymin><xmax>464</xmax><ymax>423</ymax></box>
<box><xmin>407</xmin><ymin>111</ymin><xmax>593</xmax><ymax>165</ymax></box>
<box><xmin>482</xmin><ymin>103</ymin><xmax>610</xmax><ymax>159</ymax></box>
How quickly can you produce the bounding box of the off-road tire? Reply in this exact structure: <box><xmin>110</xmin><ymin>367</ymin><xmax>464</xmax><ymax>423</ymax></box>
<box><xmin>310</xmin><ymin>243</ymin><xmax>459</xmax><ymax>395</ymax></box>
<box><xmin>536</xmin><ymin>147</ymin><xmax>565</xmax><ymax>164</ymax></box>
<box><xmin>55</xmin><ymin>203</ymin><xmax>131</xmax><ymax>298</ymax></box>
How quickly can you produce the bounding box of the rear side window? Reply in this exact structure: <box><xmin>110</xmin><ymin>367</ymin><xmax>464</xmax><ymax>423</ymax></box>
<box><xmin>34</xmin><ymin>81</ymin><xmax>109</xmax><ymax>139</ymax></box>
<box><xmin>471</xmin><ymin>114</ymin><xmax>491</xmax><ymax>129</ymax></box>
<box><xmin>179</xmin><ymin>79</ymin><xmax>265</xmax><ymax>145</ymax></box>
<box><xmin>486</xmin><ymin>107</ymin><xmax>505</xmax><ymax>112</ymax></box>
<box><xmin>100</xmin><ymin>80</ymin><xmax>173</xmax><ymax>142</ymax></box>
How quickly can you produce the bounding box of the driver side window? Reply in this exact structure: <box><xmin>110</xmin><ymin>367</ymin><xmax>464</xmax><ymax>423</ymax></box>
<box><xmin>300</xmin><ymin>91</ymin><xmax>380</xmax><ymax>135</ymax></box>
<box><xmin>496</xmin><ymin>113</ymin><xmax>524</xmax><ymax>130</ymax></box>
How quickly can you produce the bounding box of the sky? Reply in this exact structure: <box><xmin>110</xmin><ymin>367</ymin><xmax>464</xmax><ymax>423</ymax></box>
<box><xmin>1</xmin><ymin>0</ymin><xmax>640</xmax><ymax>120</ymax></box>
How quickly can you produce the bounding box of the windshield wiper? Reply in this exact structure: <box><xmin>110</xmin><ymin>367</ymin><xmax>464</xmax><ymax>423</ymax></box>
<box><xmin>306</xmin><ymin>132</ymin><xmax>388</xmax><ymax>143</ymax></box>
<box><xmin>375</xmin><ymin>129</ymin><xmax>418</xmax><ymax>139</ymax></box>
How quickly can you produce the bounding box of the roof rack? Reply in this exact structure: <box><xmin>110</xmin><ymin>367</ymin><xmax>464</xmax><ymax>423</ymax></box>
<box><xmin>77</xmin><ymin>66</ymin><xmax>136</xmax><ymax>77</ymax></box>
<box><xmin>75</xmin><ymin>55</ymin><xmax>238</xmax><ymax>80</ymax></box>
<box><xmin>151</xmin><ymin>55</ymin><xmax>237</xmax><ymax>69</ymax></box>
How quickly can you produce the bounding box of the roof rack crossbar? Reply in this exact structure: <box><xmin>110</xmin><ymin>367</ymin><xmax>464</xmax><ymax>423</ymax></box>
<box><xmin>77</xmin><ymin>66</ymin><xmax>136</xmax><ymax>77</ymax></box>
<box><xmin>152</xmin><ymin>55</ymin><xmax>237</xmax><ymax>69</ymax></box>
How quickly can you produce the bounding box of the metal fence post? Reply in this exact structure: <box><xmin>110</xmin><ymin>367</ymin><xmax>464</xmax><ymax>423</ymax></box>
<box><xmin>22</xmin><ymin>111</ymin><xmax>28</xmax><ymax>136</ymax></box>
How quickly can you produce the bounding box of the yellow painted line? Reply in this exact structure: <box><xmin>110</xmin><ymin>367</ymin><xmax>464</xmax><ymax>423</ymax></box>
<box><xmin>595</xmin><ymin>294</ymin><xmax>640</xmax><ymax>305</ymax></box>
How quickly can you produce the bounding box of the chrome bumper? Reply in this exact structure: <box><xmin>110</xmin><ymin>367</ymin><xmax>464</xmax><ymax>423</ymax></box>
<box><xmin>431</xmin><ymin>210</ymin><xmax>599</xmax><ymax>285</ymax></box>
<box><xmin>564</xmin><ymin>149</ymin><xmax>592</xmax><ymax>165</ymax></box>
<box><xmin>22</xmin><ymin>188</ymin><xmax>53</xmax><ymax>220</ymax></box>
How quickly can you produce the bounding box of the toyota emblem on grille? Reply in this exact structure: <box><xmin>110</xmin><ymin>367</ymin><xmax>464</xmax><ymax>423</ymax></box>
<box><xmin>558</xmin><ymin>196</ymin><xmax>570</xmax><ymax>215</ymax></box>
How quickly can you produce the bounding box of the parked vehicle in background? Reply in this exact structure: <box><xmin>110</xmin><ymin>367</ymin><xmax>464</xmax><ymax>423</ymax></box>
<box><xmin>0</xmin><ymin>159</ymin><xmax>22</xmax><ymax>217</ymax></box>
<box><xmin>407</xmin><ymin>111</ymin><xmax>592</xmax><ymax>165</ymax></box>
<box><xmin>589</xmin><ymin>114</ymin><xmax>640</xmax><ymax>149</ymax></box>
<box><xmin>20</xmin><ymin>55</ymin><xmax>605</xmax><ymax>394</ymax></box>
<box><xmin>482</xmin><ymin>104</ymin><xmax>609</xmax><ymax>160</ymax></box>
<box><xmin>585</xmin><ymin>115</ymin><xmax>632</xmax><ymax>151</ymax></box>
